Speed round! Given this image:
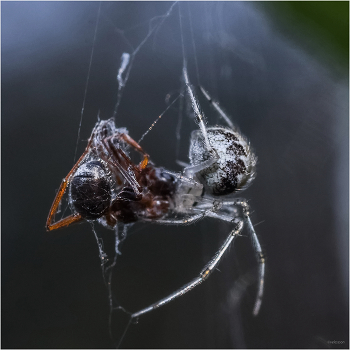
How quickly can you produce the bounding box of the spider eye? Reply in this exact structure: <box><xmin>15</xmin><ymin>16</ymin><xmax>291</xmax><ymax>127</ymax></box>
<box><xmin>70</xmin><ymin>161</ymin><xmax>111</xmax><ymax>220</ymax></box>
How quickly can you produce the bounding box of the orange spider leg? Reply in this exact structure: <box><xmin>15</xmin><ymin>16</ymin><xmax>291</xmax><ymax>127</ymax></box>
<box><xmin>119</xmin><ymin>133</ymin><xmax>149</xmax><ymax>170</ymax></box>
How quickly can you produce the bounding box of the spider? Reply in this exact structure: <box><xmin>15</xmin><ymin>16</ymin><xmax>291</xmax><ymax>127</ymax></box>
<box><xmin>46</xmin><ymin>67</ymin><xmax>265</xmax><ymax>320</ymax></box>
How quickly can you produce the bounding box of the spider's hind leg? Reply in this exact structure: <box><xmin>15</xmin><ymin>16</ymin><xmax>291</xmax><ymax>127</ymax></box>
<box><xmin>217</xmin><ymin>198</ymin><xmax>265</xmax><ymax>316</ymax></box>
<box><xmin>131</xmin><ymin>217</ymin><xmax>244</xmax><ymax>319</ymax></box>
<box><xmin>237</xmin><ymin>200</ymin><xmax>265</xmax><ymax>316</ymax></box>
<box><xmin>246</xmin><ymin>214</ymin><xmax>265</xmax><ymax>316</ymax></box>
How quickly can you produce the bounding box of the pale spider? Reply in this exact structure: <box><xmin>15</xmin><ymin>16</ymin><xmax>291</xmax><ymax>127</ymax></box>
<box><xmin>46</xmin><ymin>67</ymin><xmax>265</xmax><ymax>319</ymax></box>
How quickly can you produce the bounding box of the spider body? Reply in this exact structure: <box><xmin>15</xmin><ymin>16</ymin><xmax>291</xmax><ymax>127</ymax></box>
<box><xmin>46</xmin><ymin>82</ymin><xmax>265</xmax><ymax>321</ymax></box>
<box><xmin>70</xmin><ymin>160</ymin><xmax>112</xmax><ymax>220</ymax></box>
<box><xmin>189</xmin><ymin>127</ymin><xmax>256</xmax><ymax>196</ymax></box>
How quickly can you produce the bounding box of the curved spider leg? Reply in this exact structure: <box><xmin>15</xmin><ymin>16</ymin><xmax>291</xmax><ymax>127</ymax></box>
<box><xmin>46</xmin><ymin>211</ymin><xmax>83</xmax><ymax>232</ymax></box>
<box><xmin>222</xmin><ymin>199</ymin><xmax>265</xmax><ymax>316</ymax></box>
<box><xmin>117</xmin><ymin>132</ymin><xmax>150</xmax><ymax>170</ymax></box>
<box><xmin>103</xmin><ymin>132</ymin><xmax>149</xmax><ymax>172</ymax></box>
<box><xmin>193</xmin><ymin>198</ymin><xmax>265</xmax><ymax>316</ymax></box>
<box><xmin>104</xmin><ymin>137</ymin><xmax>140</xmax><ymax>174</ymax></box>
<box><xmin>244</xmin><ymin>212</ymin><xmax>265</xmax><ymax>316</ymax></box>
<box><xmin>131</xmin><ymin>217</ymin><xmax>244</xmax><ymax>319</ymax></box>
<box><xmin>199</xmin><ymin>86</ymin><xmax>235</xmax><ymax>130</ymax></box>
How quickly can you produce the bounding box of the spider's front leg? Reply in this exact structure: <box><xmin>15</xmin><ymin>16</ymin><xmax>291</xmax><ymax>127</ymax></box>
<box><xmin>131</xmin><ymin>217</ymin><xmax>244</xmax><ymax>319</ymax></box>
<box><xmin>181</xmin><ymin>67</ymin><xmax>219</xmax><ymax>179</ymax></box>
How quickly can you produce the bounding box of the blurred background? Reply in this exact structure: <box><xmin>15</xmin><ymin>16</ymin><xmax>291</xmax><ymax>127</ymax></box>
<box><xmin>2</xmin><ymin>2</ymin><xmax>348</xmax><ymax>348</ymax></box>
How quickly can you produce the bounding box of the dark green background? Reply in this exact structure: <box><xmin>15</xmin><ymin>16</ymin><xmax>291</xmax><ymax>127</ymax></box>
<box><xmin>261</xmin><ymin>1</ymin><xmax>349</xmax><ymax>73</ymax></box>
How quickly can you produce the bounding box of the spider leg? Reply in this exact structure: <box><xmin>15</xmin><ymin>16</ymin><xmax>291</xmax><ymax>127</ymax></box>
<box><xmin>117</xmin><ymin>132</ymin><xmax>150</xmax><ymax>170</ymax></box>
<box><xmin>176</xmin><ymin>160</ymin><xmax>190</xmax><ymax>168</ymax></box>
<box><xmin>131</xmin><ymin>217</ymin><xmax>244</xmax><ymax>318</ymax></box>
<box><xmin>182</xmin><ymin>67</ymin><xmax>219</xmax><ymax>178</ymax></box>
<box><xmin>183</xmin><ymin>67</ymin><xmax>210</xmax><ymax>151</ymax></box>
<box><xmin>245</xmin><ymin>213</ymin><xmax>265</xmax><ymax>316</ymax></box>
<box><xmin>47</xmin><ymin>210</ymin><xmax>83</xmax><ymax>231</ymax></box>
<box><xmin>232</xmin><ymin>199</ymin><xmax>265</xmax><ymax>316</ymax></box>
<box><xmin>199</xmin><ymin>86</ymin><xmax>235</xmax><ymax>130</ymax></box>
<box><xmin>108</xmin><ymin>132</ymin><xmax>149</xmax><ymax>170</ymax></box>
<box><xmin>191</xmin><ymin>198</ymin><xmax>265</xmax><ymax>316</ymax></box>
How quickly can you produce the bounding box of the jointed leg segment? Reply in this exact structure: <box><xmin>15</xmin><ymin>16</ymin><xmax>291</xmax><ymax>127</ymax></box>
<box><xmin>199</xmin><ymin>86</ymin><xmax>235</xmax><ymax>130</ymax></box>
<box><xmin>222</xmin><ymin>199</ymin><xmax>265</xmax><ymax>316</ymax></box>
<box><xmin>245</xmin><ymin>215</ymin><xmax>265</xmax><ymax>316</ymax></box>
<box><xmin>131</xmin><ymin>218</ymin><xmax>244</xmax><ymax>318</ymax></box>
<box><xmin>182</xmin><ymin>67</ymin><xmax>220</xmax><ymax>179</ymax></box>
<box><xmin>131</xmin><ymin>199</ymin><xmax>265</xmax><ymax>319</ymax></box>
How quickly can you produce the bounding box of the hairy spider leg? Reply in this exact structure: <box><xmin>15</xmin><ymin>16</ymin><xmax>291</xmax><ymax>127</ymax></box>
<box><xmin>46</xmin><ymin>125</ymin><xmax>100</xmax><ymax>231</ymax></box>
<box><xmin>212</xmin><ymin>199</ymin><xmax>265</xmax><ymax>316</ymax></box>
<box><xmin>131</xmin><ymin>217</ymin><xmax>244</xmax><ymax>318</ymax></box>
<box><xmin>199</xmin><ymin>86</ymin><xmax>235</xmax><ymax>130</ymax></box>
<box><xmin>132</xmin><ymin>198</ymin><xmax>264</xmax><ymax>317</ymax></box>
<box><xmin>245</xmin><ymin>213</ymin><xmax>265</xmax><ymax>316</ymax></box>
<box><xmin>182</xmin><ymin>67</ymin><xmax>220</xmax><ymax>178</ymax></box>
<box><xmin>183</xmin><ymin>68</ymin><xmax>210</xmax><ymax>149</ymax></box>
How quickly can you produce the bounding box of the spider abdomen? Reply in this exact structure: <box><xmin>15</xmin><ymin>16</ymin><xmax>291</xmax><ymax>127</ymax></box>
<box><xmin>189</xmin><ymin>127</ymin><xmax>256</xmax><ymax>196</ymax></box>
<box><xmin>69</xmin><ymin>161</ymin><xmax>111</xmax><ymax>219</ymax></box>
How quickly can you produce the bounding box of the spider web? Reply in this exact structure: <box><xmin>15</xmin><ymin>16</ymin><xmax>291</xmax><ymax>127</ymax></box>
<box><xmin>30</xmin><ymin>2</ymin><xmax>347</xmax><ymax>348</ymax></box>
<box><xmin>72</xmin><ymin>3</ymin><xmax>185</xmax><ymax>347</ymax></box>
<box><xmin>67</xmin><ymin>3</ymin><xmax>253</xmax><ymax>347</ymax></box>
<box><xmin>1</xmin><ymin>1</ymin><xmax>348</xmax><ymax>349</ymax></box>
<box><xmin>50</xmin><ymin>3</ymin><xmax>348</xmax><ymax>347</ymax></box>
<box><xmin>48</xmin><ymin>2</ymin><xmax>349</xmax><ymax>348</ymax></box>
<box><xmin>80</xmin><ymin>3</ymin><xmax>266</xmax><ymax>346</ymax></box>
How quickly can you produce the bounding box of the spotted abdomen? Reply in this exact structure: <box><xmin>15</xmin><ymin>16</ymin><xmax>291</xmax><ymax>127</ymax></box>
<box><xmin>189</xmin><ymin>127</ymin><xmax>256</xmax><ymax>196</ymax></box>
